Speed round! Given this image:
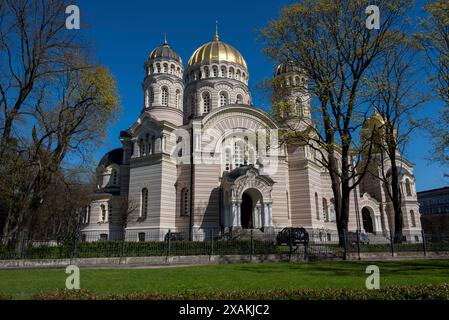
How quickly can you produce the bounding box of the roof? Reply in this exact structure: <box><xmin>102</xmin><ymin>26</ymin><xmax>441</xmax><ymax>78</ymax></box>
<box><xmin>149</xmin><ymin>42</ymin><xmax>182</xmax><ymax>63</ymax></box>
<box><xmin>98</xmin><ymin>148</ymin><xmax>124</xmax><ymax>167</ymax></box>
<box><xmin>417</xmin><ymin>186</ymin><xmax>449</xmax><ymax>195</ymax></box>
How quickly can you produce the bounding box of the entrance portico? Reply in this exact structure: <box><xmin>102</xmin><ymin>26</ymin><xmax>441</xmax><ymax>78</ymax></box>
<box><xmin>221</xmin><ymin>165</ymin><xmax>275</xmax><ymax>231</ymax></box>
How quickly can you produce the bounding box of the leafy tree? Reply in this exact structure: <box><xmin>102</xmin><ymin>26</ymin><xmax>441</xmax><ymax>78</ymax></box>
<box><xmin>421</xmin><ymin>0</ymin><xmax>449</xmax><ymax>167</ymax></box>
<box><xmin>365</xmin><ymin>37</ymin><xmax>426</xmax><ymax>242</ymax></box>
<box><xmin>259</xmin><ymin>0</ymin><xmax>412</xmax><ymax>242</ymax></box>
<box><xmin>0</xmin><ymin>1</ymin><xmax>120</xmax><ymax>245</ymax></box>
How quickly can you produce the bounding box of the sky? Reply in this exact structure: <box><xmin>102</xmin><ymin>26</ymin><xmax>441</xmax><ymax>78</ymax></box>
<box><xmin>76</xmin><ymin>0</ymin><xmax>447</xmax><ymax>192</ymax></box>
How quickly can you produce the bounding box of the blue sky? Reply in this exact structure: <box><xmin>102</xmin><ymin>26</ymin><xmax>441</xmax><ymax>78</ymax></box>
<box><xmin>77</xmin><ymin>0</ymin><xmax>447</xmax><ymax>192</ymax></box>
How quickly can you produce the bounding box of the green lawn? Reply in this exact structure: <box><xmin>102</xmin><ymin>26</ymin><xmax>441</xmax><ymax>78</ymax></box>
<box><xmin>1</xmin><ymin>260</ymin><xmax>449</xmax><ymax>299</ymax></box>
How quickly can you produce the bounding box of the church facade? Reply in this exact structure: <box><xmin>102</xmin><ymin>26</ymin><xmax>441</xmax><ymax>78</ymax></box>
<box><xmin>80</xmin><ymin>31</ymin><xmax>423</xmax><ymax>243</ymax></box>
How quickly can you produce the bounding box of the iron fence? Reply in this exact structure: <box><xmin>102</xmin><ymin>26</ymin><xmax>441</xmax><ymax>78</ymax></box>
<box><xmin>1</xmin><ymin>228</ymin><xmax>448</xmax><ymax>261</ymax></box>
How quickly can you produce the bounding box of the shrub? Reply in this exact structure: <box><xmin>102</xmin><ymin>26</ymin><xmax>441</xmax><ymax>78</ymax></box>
<box><xmin>30</xmin><ymin>284</ymin><xmax>449</xmax><ymax>300</ymax></box>
<box><xmin>0</xmin><ymin>240</ymin><xmax>279</xmax><ymax>260</ymax></box>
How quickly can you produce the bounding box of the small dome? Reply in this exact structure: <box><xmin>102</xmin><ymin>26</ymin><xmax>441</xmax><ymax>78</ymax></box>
<box><xmin>363</xmin><ymin>113</ymin><xmax>386</xmax><ymax>129</ymax></box>
<box><xmin>275</xmin><ymin>62</ymin><xmax>301</xmax><ymax>76</ymax></box>
<box><xmin>148</xmin><ymin>41</ymin><xmax>182</xmax><ymax>63</ymax></box>
<box><xmin>99</xmin><ymin>148</ymin><xmax>123</xmax><ymax>168</ymax></box>
<box><xmin>188</xmin><ymin>34</ymin><xmax>247</xmax><ymax>70</ymax></box>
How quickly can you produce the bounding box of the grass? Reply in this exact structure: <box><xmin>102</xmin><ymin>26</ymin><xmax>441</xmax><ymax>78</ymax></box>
<box><xmin>1</xmin><ymin>259</ymin><xmax>449</xmax><ymax>299</ymax></box>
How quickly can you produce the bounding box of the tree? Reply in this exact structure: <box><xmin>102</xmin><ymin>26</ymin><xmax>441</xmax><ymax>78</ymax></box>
<box><xmin>29</xmin><ymin>167</ymin><xmax>94</xmax><ymax>241</ymax></box>
<box><xmin>259</xmin><ymin>0</ymin><xmax>412</xmax><ymax>242</ymax></box>
<box><xmin>365</xmin><ymin>37</ymin><xmax>426</xmax><ymax>242</ymax></box>
<box><xmin>0</xmin><ymin>1</ymin><xmax>120</xmax><ymax>245</ymax></box>
<box><xmin>0</xmin><ymin>0</ymin><xmax>82</xmax><ymax>156</ymax></box>
<box><xmin>421</xmin><ymin>0</ymin><xmax>449</xmax><ymax>167</ymax></box>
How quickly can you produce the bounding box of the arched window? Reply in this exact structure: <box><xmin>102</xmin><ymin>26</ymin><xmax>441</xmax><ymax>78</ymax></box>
<box><xmin>322</xmin><ymin>198</ymin><xmax>329</xmax><ymax>221</ymax></box>
<box><xmin>236</xmin><ymin>94</ymin><xmax>243</xmax><ymax>104</ymax></box>
<box><xmin>181</xmin><ymin>188</ymin><xmax>190</xmax><ymax>216</ymax></box>
<box><xmin>202</xmin><ymin>92</ymin><xmax>211</xmax><ymax>114</ymax></box>
<box><xmin>145</xmin><ymin>89</ymin><xmax>150</xmax><ymax>108</ymax></box>
<box><xmin>295</xmin><ymin>76</ymin><xmax>300</xmax><ymax>86</ymax></box>
<box><xmin>410</xmin><ymin>210</ymin><xmax>416</xmax><ymax>227</ymax></box>
<box><xmin>111</xmin><ymin>169</ymin><xmax>118</xmax><ymax>186</ymax></box>
<box><xmin>405</xmin><ymin>179</ymin><xmax>412</xmax><ymax>196</ymax></box>
<box><xmin>295</xmin><ymin>98</ymin><xmax>303</xmax><ymax>117</ymax></box>
<box><xmin>212</xmin><ymin>66</ymin><xmax>218</xmax><ymax>77</ymax></box>
<box><xmin>139</xmin><ymin>138</ymin><xmax>146</xmax><ymax>156</ymax></box>
<box><xmin>224</xmin><ymin>147</ymin><xmax>231</xmax><ymax>171</ymax></box>
<box><xmin>170</xmin><ymin>64</ymin><xmax>175</xmax><ymax>74</ymax></box>
<box><xmin>204</xmin><ymin>67</ymin><xmax>210</xmax><ymax>78</ymax></box>
<box><xmin>221</xmin><ymin>66</ymin><xmax>227</xmax><ymax>77</ymax></box>
<box><xmin>177</xmin><ymin>137</ymin><xmax>183</xmax><ymax>157</ymax></box>
<box><xmin>108</xmin><ymin>204</ymin><xmax>113</xmax><ymax>222</ymax></box>
<box><xmin>315</xmin><ymin>193</ymin><xmax>320</xmax><ymax>220</ymax></box>
<box><xmin>146</xmin><ymin>134</ymin><xmax>153</xmax><ymax>155</ymax></box>
<box><xmin>229</xmin><ymin>68</ymin><xmax>234</xmax><ymax>79</ymax></box>
<box><xmin>146</xmin><ymin>87</ymin><xmax>154</xmax><ymax>108</ymax></box>
<box><xmin>161</xmin><ymin>87</ymin><xmax>168</xmax><ymax>106</ymax></box>
<box><xmin>220</xmin><ymin>92</ymin><xmax>228</xmax><ymax>107</ymax></box>
<box><xmin>149</xmin><ymin>87</ymin><xmax>155</xmax><ymax>105</ymax></box>
<box><xmin>156</xmin><ymin>63</ymin><xmax>161</xmax><ymax>73</ymax></box>
<box><xmin>100</xmin><ymin>204</ymin><xmax>106</xmax><ymax>222</ymax></box>
<box><xmin>175</xmin><ymin>90</ymin><xmax>181</xmax><ymax>109</ymax></box>
<box><xmin>141</xmin><ymin>188</ymin><xmax>148</xmax><ymax>218</ymax></box>
<box><xmin>234</xmin><ymin>139</ymin><xmax>244</xmax><ymax>167</ymax></box>
<box><xmin>236</xmin><ymin>70</ymin><xmax>241</xmax><ymax>80</ymax></box>
<box><xmin>163</xmin><ymin>63</ymin><xmax>168</xmax><ymax>73</ymax></box>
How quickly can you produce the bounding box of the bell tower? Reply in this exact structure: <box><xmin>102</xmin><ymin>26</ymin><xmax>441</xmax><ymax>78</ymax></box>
<box><xmin>143</xmin><ymin>37</ymin><xmax>185</xmax><ymax>126</ymax></box>
<box><xmin>272</xmin><ymin>62</ymin><xmax>311</xmax><ymax>130</ymax></box>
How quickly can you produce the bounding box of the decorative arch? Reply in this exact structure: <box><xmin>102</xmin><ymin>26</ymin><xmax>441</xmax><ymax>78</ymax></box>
<box><xmin>359</xmin><ymin>193</ymin><xmax>382</xmax><ymax>234</ymax></box>
<box><xmin>221</xmin><ymin>165</ymin><xmax>275</xmax><ymax>230</ymax></box>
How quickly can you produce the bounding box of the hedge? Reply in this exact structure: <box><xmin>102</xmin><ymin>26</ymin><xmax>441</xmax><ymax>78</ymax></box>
<box><xmin>0</xmin><ymin>240</ymin><xmax>279</xmax><ymax>260</ymax></box>
<box><xmin>26</xmin><ymin>284</ymin><xmax>449</xmax><ymax>300</ymax></box>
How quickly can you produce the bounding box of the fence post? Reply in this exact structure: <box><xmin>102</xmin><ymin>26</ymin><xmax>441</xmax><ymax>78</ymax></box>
<box><xmin>422</xmin><ymin>230</ymin><xmax>427</xmax><ymax>257</ymax></box>
<box><xmin>250</xmin><ymin>229</ymin><xmax>254</xmax><ymax>260</ymax></box>
<box><xmin>210</xmin><ymin>229</ymin><xmax>214</xmax><ymax>257</ymax></box>
<box><xmin>167</xmin><ymin>229</ymin><xmax>172</xmax><ymax>258</ymax></box>
<box><xmin>72</xmin><ymin>236</ymin><xmax>78</xmax><ymax>260</ymax></box>
<box><xmin>356</xmin><ymin>230</ymin><xmax>361</xmax><ymax>261</ymax></box>
<box><xmin>390</xmin><ymin>229</ymin><xmax>395</xmax><ymax>257</ymax></box>
<box><xmin>20</xmin><ymin>237</ymin><xmax>26</xmax><ymax>260</ymax></box>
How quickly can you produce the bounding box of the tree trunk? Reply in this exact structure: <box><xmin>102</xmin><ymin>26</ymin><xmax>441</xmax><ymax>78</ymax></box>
<box><xmin>389</xmin><ymin>150</ymin><xmax>403</xmax><ymax>243</ymax></box>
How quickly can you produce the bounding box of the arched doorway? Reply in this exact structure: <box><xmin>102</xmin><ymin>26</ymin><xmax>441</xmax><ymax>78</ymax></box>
<box><xmin>241</xmin><ymin>193</ymin><xmax>253</xmax><ymax>229</ymax></box>
<box><xmin>362</xmin><ymin>207</ymin><xmax>374</xmax><ymax>233</ymax></box>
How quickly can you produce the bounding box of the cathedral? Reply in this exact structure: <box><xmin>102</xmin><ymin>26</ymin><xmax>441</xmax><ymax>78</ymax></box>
<box><xmin>80</xmin><ymin>30</ymin><xmax>423</xmax><ymax>243</ymax></box>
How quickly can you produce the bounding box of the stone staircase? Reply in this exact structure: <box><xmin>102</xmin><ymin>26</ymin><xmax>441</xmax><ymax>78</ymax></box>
<box><xmin>224</xmin><ymin>228</ymin><xmax>276</xmax><ymax>241</ymax></box>
<box><xmin>366</xmin><ymin>233</ymin><xmax>390</xmax><ymax>244</ymax></box>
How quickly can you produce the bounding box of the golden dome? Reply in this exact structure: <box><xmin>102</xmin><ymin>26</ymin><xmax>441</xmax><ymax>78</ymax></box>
<box><xmin>188</xmin><ymin>33</ymin><xmax>247</xmax><ymax>69</ymax></box>
<box><xmin>364</xmin><ymin>113</ymin><xmax>386</xmax><ymax>129</ymax></box>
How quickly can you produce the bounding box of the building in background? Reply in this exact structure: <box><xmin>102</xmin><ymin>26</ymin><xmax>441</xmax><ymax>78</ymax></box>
<box><xmin>80</xmin><ymin>30</ymin><xmax>423</xmax><ymax>243</ymax></box>
<box><xmin>418</xmin><ymin>186</ymin><xmax>449</xmax><ymax>236</ymax></box>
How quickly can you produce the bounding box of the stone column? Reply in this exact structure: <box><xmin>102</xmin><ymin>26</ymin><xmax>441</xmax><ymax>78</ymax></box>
<box><xmin>263</xmin><ymin>203</ymin><xmax>269</xmax><ymax>227</ymax></box>
<box><xmin>254</xmin><ymin>206</ymin><xmax>260</xmax><ymax>229</ymax></box>
<box><xmin>133</xmin><ymin>140</ymin><xmax>139</xmax><ymax>157</ymax></box>
<box><xmin>230</xmin><ymin>202</ymin><xmax>236</xmax><ymax>227</ymax></box>
<box><xmin>268</xmin><ymin>203</ymin><xmax>273</xmax><ymax>227</ymax></box>
<box><xmin>236</xmin><ymin>202</ymin><xmax>242</xmax><ymax>227</ymax></box>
